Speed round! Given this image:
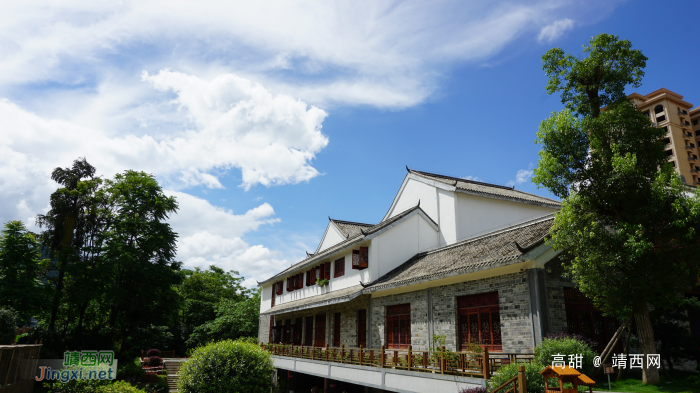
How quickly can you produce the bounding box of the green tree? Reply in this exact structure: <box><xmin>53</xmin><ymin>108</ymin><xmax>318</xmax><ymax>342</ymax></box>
<box><xmin>178</xmin><ymin>265</ymin><xmax>249</xmax><ymax>345</ymax></box>
<box><xmin>535</xmin><ymin>33</ymin><xmax>700</xmax><ymax>385</ymax></box>
<box><xmin>186</xmin><ymin>290</ymin><xmax>260</xmax><ymax>348</ymax></box>
<box><xmin>0</xmin><ymin>307</ymin><xmax>19</xmax><ymax>344</ymax></box>
<box><xmin>0</xmin><ymin>221</ymin><xmax>46</xmax><ymax>321</ymax></box>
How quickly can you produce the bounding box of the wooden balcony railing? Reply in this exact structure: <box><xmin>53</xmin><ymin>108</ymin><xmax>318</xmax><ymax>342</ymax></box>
<box><xmin>261</xmin><ymin>343</ymin><xmax>533</xmax><ymax>379</ymax></box>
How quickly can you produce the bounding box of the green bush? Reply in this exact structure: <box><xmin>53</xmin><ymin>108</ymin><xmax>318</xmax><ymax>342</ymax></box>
<box><xmin>96</xmin><ymin>381</ymin><xmax>146</xmax><ymax>393</ymax></box>
<box><xmin>534</xmin><ymin>336</ymin><xmax>597</xmax><ymax>375</ymax></box>
<box><xmin>0</xmin><ymin>307</ymin><xmax>18</xmax><ymax>345</ymax></box>
<box><xmin>178</xmin><ymin>340</ymin><xmax>273</xmax><ymax>393</ymax></box>
<box><xmin>487</xmin><ymin>362</ymin><xmax>546</xmax><ymax>393</ymax></box>
<box><xmin>235</xmin><ymin>336</ymin><xmax>259</xmax><ymax>345</ymax></box>
<box><xmin>42</xmin><ymin>378</ymin><xmax>110</xmax><ymax>393</ymax></box>
<box><xmin>116</xmin><ymin>358</ymin><xmax>145</xmax><ymax>385</ymax></box>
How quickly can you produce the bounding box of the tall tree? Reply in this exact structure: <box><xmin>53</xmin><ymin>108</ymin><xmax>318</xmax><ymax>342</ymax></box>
<box><xmin>535</xmin><ymin>33</ymin><xmax>700</xmax><ymax>385</ymax></box>
<box><xmin>0</xmin><ymin>221</ymin><xmax>46</xmax><ymax>322</ymax></box>
<box><xmin>36</xmin><ymin>158</ymin><xmax>99</xmax><ymax>332</ymax></box>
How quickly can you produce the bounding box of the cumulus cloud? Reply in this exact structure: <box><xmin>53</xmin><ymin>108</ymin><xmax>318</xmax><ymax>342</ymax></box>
<box><xmin>516</xmin><ymin>168</ymin><xmax>534</xmax><ymax>184</ymax></box>
<box><xmin>0</xmin><ymin>70</ymin><xmax>326</xmax><ymax>283</ymax></box>
<box><xmin>166</xmin><ymin>191</ymin><xmax>286</xmax><ymax>283</ymax></box>
<box><xmin>537</xmin><ymin>18</ymin><xmax>574</xmax><ymax>43</ymax></box>
<box><xmin>463</xmin><ymin>175</ymin><xmax>481</xmax><ymax>181</ymax></box>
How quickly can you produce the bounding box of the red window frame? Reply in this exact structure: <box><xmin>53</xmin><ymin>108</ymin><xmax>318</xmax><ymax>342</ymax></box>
<box><xmin>324</xmin><ymin>262</ymin><xmax>331</xmax><ymax>280</ymax></box>
<box><xmin>271</xmin><ymin>283</ymin><xmax>276</xmax><ymax>307</ymax></box>
<box><xmin>334</xmin><ymin>257</ymin><xmax>345</xmax><ymax>278</ymax></box>
<box><xmin>314</xmin><ymin>313</ymin><xmax>326</xmax><ymax>347</ymax></box>
<box><xmin>457</xmin><ymin>292</ymin><xmax>502</xmax><ymax>352</ymax></box>
<box><xmin>352</xmin><ymin>247</ymin><xmax>369</xmax><ymax>270</ymax></box>
<box><xmin>386</xmin><ymin>304</ymin><xmax>411</xmax><ymax>349</ymax></box>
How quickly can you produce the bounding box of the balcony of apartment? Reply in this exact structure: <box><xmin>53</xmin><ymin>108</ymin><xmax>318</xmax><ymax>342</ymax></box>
<box><xmin>679</xmin><ymin>109</ymin><xmax>689</xmax><ymax>118</ymax></box>
<box><xmin>689</xmin><ymin>156</ymin><xmax>698</xmax><ymax>162</ymax></box>
<box><xmin>261</xmin><ymin>343</ymin><xmax>532</xmax><ymax>393</ymax></box>
<box><xmin>682</xmin><ymin>131</ymin><xmax>693</xmax><ymax>140</ymax></box>
<box><xmin>686</xmin><ymin>144</ymin><xmax>696</xmax><ymax>151</ymax></box>
<box><xmin>680</xmin><ymin>121</ymin><xmax>692</xmax><ymax>130</ymax></box>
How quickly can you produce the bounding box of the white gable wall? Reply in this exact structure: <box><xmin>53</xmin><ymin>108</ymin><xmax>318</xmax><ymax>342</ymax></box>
<box><xmin>317</xmin><ymin>222</ymin><xmax>346</xmax><ymax>253</ymax></box>
<box><xmin>455</xmin><ymin>193</ymin><xmax>557</xmax><ymax>241</ymax></box>
<box><xmin>374</xmin><ymin>214</ymin><xmax>439</xmax><ymax>278</ymax></box>
<box><xmin>388</xmin><ymin>178</ymin><xmax>438</xmax><ymax>223</ymax></box>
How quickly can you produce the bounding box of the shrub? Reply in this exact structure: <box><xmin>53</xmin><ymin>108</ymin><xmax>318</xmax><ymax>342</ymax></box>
<box><xmin>117</xmin><ymin>359</ymin><xmax>145</xmax><ymax>385</ymax></box>
<box><xmin>235</xmin><ymin>336</ymin><xmax>259</xmax><ymax>345</ymax></box>
<box><xmin>0</xmin><ymin>307</ymin><xmax>18</xmax><ymax>345</ymax></box>
<box><xmin>178</xmin><ymin>340</ymin><xmax>273</xmax><ymax>393</ymax></box>
<box><xmin>96</xmin><ymin>381</ymin><xmax>146</xmax><ymax>393</ymax></box>
<box><xmin>43</xmin><ymin>377</ymin><xmax>110</xmax><ymax>393</ymax></box>
<box><xmin>534</xmin><ymin>336</ymin><xmax>597</xmax><ymax>375</ymax></box>
<box><xmin>488</xmin><ymin>362</ymin><xmax>546</xmax><ymax>393</ymax></box>
<box><xmin>146</xmin><ymin>349</ymin><xmax>161</xmax><ymax>357</ymax></box>
<box><xmin>545</xmin><ymin>331</ymin><xmax>597</xmax><ymax>351</ymax></box>
<box><xmin>148</xmin><ymin>356</ymin><xmax>163</xmax><ymax>367</ymax></box>
<box><xmin>458</xmin><ymin>386</ymin><xmax>487</xmax><ymax>393</ymax></box>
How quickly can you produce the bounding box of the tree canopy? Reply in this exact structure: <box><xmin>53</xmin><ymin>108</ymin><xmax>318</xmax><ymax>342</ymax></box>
<box><xmin>534</xmin><ymin>33</ymin><xmax>700</xmax><ymax>385</ymax></box>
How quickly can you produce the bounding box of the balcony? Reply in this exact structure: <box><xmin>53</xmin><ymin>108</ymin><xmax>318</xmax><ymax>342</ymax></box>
<box><xmin>689</xmin><ymin>156</ymin><xmax>698</xmax><ymax>162</ymax></box>
<box><xmin>683</xmin><ymin>132</ymin><xmax>693</xmax><ymax>139</ymax></box>
<box><xmin>679</xmin><ymin>110</ymin><xmax>688</xmax><ymax>117</ymax></box>
<box><xmin>262</xmin><ymin>343</ymin><xmax>532</xmax><ymax>392</ymax></box>
<box><xmin>686</xmin><ymin>145</ymin><xmax>696</xmax><ymax>150</ymax></box>
<box><xmin>691</xmin><ymin>169</ymin><xmax>699</xmax><ymax>174</ymax></box>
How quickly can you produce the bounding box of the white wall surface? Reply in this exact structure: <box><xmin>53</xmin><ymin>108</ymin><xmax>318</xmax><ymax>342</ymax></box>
<box><xmin>455</xmin><ymin>193</ymin><xmax>556</xmax><ymax>242</ymax></box>
<box><xmin>316</xmin><ymin>222</ymin><xmax>346</xmax><ymax>253</ymax></box>
<box><xmin>437</xmin><ymin>189</ymin><xmax>456</xmax><ymax>246</ymax></box>
<box><xmin>387</xmin><ymin>178</ymin><xmax>438</xmax><ymax>223</ymax></box>
<box><xmin>376</xmin><ymin>214</ymin><xmax>421</xmax><ymax>278</ymax></box>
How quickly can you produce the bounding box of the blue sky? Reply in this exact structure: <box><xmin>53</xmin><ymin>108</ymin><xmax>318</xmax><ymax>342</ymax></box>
<box><xmin>1</xmin><ymin>0</ymin><xmax>699</xmax><ymax>286</ymax></box>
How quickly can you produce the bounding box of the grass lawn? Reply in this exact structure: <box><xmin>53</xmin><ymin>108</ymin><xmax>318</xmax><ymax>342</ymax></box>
<box><xmin>593</xmin><ymin>370</ymin><xmax>700</xmax><ymax>393</ymax></box>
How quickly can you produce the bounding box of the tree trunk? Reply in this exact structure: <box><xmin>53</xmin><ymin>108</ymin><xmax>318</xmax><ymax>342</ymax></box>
<box><xmin>634</xmin><ymin>302</ymin><xmax>660</xmax><ymax>385</ymax></box>
<box><xmin>48</xmin><ymin>214</ymin><xmax>76</xmax><ymax>332</ymax></box>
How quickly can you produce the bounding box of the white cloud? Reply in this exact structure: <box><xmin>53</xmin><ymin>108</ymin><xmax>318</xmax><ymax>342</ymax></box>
<box><xmin>463</xmin><ymin>175</ymin><xmax>481</xmax><ymax>181</ymax></box>
<box><xmin>166</xmin><ymin>191</ymin><xmax>286</xmax><ymax>284</ymax></box>
<box><xmin>537</xmin><ymin>18</ymin><xmax>574</xmax><ymax>43</ymax></box>
<box><xmin>0</xmin><ymin>70</ymin><xmax>326</xmax><ymax>283</ymax></box>
<box><xmin>0</xmin><ymin>1</ymin><xmax>617</xmax><ymax>110</ymax></box>
<box><xmin>506</xmin><ymin>180</ymin><xmax>515</xmax><ymax>187</ymax></box>
<box><xmin>516</xmin><ymin>169</ymin><xmax>534</xmax><ymax>184</ymax></box>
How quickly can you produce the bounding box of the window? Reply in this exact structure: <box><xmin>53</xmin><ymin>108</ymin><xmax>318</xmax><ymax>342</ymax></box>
<box><xmin>358</xmin><ymin>310</ymin><xmax>367</xmax><ymax>348</ymax></box>
<box><xmin>457</xmin><ymin>292</ymin><xmax>502</xmax><ymax>351</ymax></box>
<box><xmin>319</xmin><ymin>263</ymin><xmax>325</xmax><ymax>280</ymax></box>
<box><xmin>309</xmin><ymin>268</ymin><xmax>317</xmax><ymax>285</ymax></box>
<box><xmin>662</xmin><ymin>137</ymin><xmax>671</xmax><ymax>144</ymax></box>
<box><xmin>656</xmin><ymin>115</ymin><xmax>666</xmax><ymax>122</ymax></box>
<box><xmin>304</xmin><ymin>316</ymin><xmax>314</xmax><ymax>346</ymax></box>
<box><xmin>671</xmin><ymin>161</ymin><xmax>676</xmax><ymax>167</ymax></box>
<box><xmin>665</xmin><ymin>149</ymin><xmax>674</xmax><ymax>156</ymax></box>
<box><xmin>314</xmin><ymin>314</ymin><xmax>326</xmax><ymax>347</ymax></box>
<box><xmin>694</xmin><ymin>119</ymin><xmax>699</xmax><ymax>126</ymax></box>
<box><xmin>324</xmin><ymin>262</ymin><xmax>331</xmax><ymax>279</ymax></box>
<box><xmin>334</xmin><ymin>257</ymin><xmax>345</xmax><ymax>278</ymax></box>
<box><xmin>352</xmin><ymin>247</ymin><xmax>369</xmax><ymax>270</ymax></box>
<box><xmin>654</xmin><ymin>104</ymin><xmax>664</xmax><ymax>114</ymax></box>
<box><xmin>269</xmin><ymin>316</ymin><xmax>276</xmax><ymax>342</ymax></box>
<box><xmin>271</xmin><ymin>283</ymin><xmax>276</xmax><ymax>307</ymax></box>
<box><xmin>386</xmin><ymin>304</ymin><xmax>411</xmax><ymax>349</ymax></box>
<box><xmin>333</xmin><ymin>313</ymin><xmax>341</xmax><ymax>347</ymax></box>
<box><xmin>642</xmin><ymin>110</ymin><xmax>650</xmax><ymax>117</ymax></box>
<box><xmin>696</xmin><ymin>131</ymin><xmax>700</xmax><ymax>137</ymax></box>
<box><xmin>564</xmin><ymin>288</ymin><xmax>618</xmax><ymax>353</ymax></box>
<box><xmin>277</xmin><ymin>281</ymin><xmax>283</xmax><ymax>295</ymax></box>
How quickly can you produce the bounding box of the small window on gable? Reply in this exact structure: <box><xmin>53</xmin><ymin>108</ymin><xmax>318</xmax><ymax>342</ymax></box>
<box><xmin>334</xmin><ymin>257</ymin><xmax>345</xmax><ymax>278</ymax></box>
<box><xmin>352</xmin><ymin>247</ymin><xmax>369</xmax><ymax>270</ymax></box>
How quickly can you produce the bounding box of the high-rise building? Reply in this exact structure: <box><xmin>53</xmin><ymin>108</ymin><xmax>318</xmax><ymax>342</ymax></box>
<box><xmin>628</xmin><ymin>88</ymin><xmax>699</xmax><ymax>186</ymax></box>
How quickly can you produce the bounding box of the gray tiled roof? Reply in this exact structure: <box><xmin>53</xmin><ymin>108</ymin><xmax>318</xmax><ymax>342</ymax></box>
<box><xmin>260</xmin><ymin>204</ymin><xmax>433</xmax><ymax>285</ymax></box>
<box><xmin>410</xmin><ymin>170</ymin><xmax>560</xmax><ymax>208</ymax></box>
<box><xmin>330</xmin><ymin>219</ymin><xmax>374</xmax><ymax>239</ymax></box>
<box><xmin>363</xmin><ymin>214</ymin><xmax>555</xmax><ymax>293</ymax></box>
<box><xmin>261</xmin><ymin>285</ymin><xmax>364</xmax><ymax>315</ymax></box>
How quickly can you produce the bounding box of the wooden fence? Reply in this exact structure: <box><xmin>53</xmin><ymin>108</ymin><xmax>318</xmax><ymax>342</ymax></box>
<box><xmin>261</xmin><ymin>343</ymin><xmax>532</xmax><ymax>379</ymax></box>
<box><xmin>0</xmin><ymin>344</ymin><xmax>42</xmax><ymax>393</ymax></box>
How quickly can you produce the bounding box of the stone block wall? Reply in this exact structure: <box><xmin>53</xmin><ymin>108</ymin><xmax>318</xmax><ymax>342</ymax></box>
<box><xmin>544</xmin><ymin>257</ymin><xmax>573</xmax><ymax>335</ymax></box>
<box><xmin>260</xmin><ymin>295</ymin><xmax>371</xmax><ymax>347</ymax></box>
<box><xmin>431</xmin><ymin>272</ymin><xmax>533</xmax><ymax>353</ymax></box>
<box><xmin>370</xmin><ymin>289</ymin><xmax>430</xmax><ymax>351</ymax></box>
<box><xmin>258</xmin><ymin>314</ymin><xmax>272</xmax><ymax>343</ymax></box>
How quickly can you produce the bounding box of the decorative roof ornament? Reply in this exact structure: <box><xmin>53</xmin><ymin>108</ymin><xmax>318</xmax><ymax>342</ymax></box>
<box><xmin>406</xmin><ymin>165</ymin><xmax>411</xmax><ymax>172</ymax></box>
<box><xmin>513</xmin><ymin>241</ymin><xmax>527</xmax><ymax>254</ymax></box>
